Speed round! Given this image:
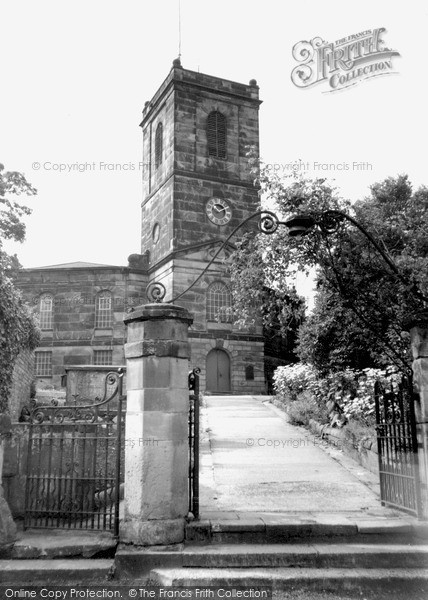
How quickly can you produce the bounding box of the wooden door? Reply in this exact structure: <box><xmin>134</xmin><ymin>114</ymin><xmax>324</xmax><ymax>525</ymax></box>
<box><xmin>206</xmin><ymin>349</ymin><xmax>231</xmax><ymax>393</ymax></box>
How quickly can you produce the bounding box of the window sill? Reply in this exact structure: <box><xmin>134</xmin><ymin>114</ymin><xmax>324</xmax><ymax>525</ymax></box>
<box><xmin>40</xmin><ymin>330</ymin><xmax>54</xmax><ymax>337</ymax></box>
<box><xmin>206</xmin><ymin>321</ymin><xmax>233</xmax><ymax>331</ymax></box>
<box><xmin>94</xmin><ymin>328</ymin><xmax>113</xmax><ymax>337</ymax></box>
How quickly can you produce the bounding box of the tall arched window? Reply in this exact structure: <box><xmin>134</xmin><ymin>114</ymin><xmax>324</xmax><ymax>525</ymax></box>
<box><xmin>155</xmin><ymin>122</ymin><xmax>163</xmax><ymax>168</ymax></box>
<box><xmin>39</xmin><ymin>294</ymin><xmax>53</xmax><ymax>330</ymax></box>
<box><xmin>207</xmin><ymin>282</ymin><xmax>231</xmax><ymax>322</ymax></box>
<box><xmin>207</xmin><ymin>111</ymin><xmax>226</xmax><ymax>159</ymax></box>
<box><xmin>96</xmin><ymin>291</ymin><xmax>112</xmax><ymax>328</ymax></box>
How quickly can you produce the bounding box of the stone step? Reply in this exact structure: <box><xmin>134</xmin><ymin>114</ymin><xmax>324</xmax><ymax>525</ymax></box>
<box><xmin>149</xmin><ymin>566</ymin><xmax>428</xmax><ymax>593</ymax></box>
<box><xmin>6</xmin><ymin>530</ymin><xmax>117</xmax><ymax>559</ymax></box>
<box><xmin>186</xmin><ymin>517</ymin><xmax>428</xmax><ymax>544</ymax></box>
<box><xmin>114</xmin><ymin>542</ymin><xmax>428</xmax><ymax>580</ymax></box>
<box><xmin>0</xmin><ymin>559</ymin><xmax>114</xmax><ymax>585</ymax></box>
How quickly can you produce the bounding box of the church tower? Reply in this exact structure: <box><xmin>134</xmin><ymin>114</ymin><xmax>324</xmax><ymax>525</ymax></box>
<box><xmin>140</xmin><ymin>59</ymin><xmax>265</xmax><ymax>393</ymax></box>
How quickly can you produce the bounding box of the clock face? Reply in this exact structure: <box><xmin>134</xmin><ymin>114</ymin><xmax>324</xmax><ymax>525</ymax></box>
<box><xmin>206</xmin><ymin>198</ymin><xmax>232</xmax><ymax>226</ymax></box>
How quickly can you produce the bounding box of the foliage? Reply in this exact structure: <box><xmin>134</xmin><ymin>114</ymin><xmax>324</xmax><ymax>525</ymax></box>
<box><xmin>0</xmin><ymin>164</ymin><xmax>36</xmax><ymax>272</ymax></box>
<box><xmin>285</xmin><ymin>391</ymin><xmax>329</xmax><ymax>427</ymax></box>
<box><xmin>273</xmin><ymin>362</ymin><xmax>317</xmax><ymax>401</ymax></box>
<box><xmin>0</xmin><ymin>163</ymin><xmax>39</xmax><ymax>413</ymax></box>
<box><xmin>295</xmin><ymin>286</ymin><xmax>378</xmax><ymax>374</ymax></box>
<box><xmin>229</xmin><ymin>150</ymin><xmax>428</xmax><ymax>372</ymax></box>
<box><xmin>273</xmin><ymin>362</ymin><xmax>401</xmax><ymax>427</ymax></box>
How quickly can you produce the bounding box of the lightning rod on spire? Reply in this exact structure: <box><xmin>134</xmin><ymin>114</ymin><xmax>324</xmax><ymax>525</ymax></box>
<box><xmin>178</xmin><ymin>0</ymin><xmax>182</xmax><ymax>60</ymax></box>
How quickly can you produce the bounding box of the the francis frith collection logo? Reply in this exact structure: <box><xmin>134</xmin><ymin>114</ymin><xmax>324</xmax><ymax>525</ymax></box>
<box><xmin>291</xmin><ymin>28</ymin><xmax>400</xmax><ymax>92</ymax></box>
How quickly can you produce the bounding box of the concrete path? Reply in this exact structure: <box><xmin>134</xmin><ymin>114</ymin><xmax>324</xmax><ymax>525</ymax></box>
<box><xmin>199</xmin><ymin>395</ymin><xmax>399</xmax><ymax>516</ymax></box>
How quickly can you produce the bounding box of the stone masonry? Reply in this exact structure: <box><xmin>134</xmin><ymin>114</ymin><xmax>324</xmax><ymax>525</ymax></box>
<box><xmin>140</xmin><ymin>60</ymin><xmax>265</xmax><ymax>393</ymax></box>
<box><xmin>15</xmin><ymin>259</ymin><xmax>148</xmax><ymax>389</ymax></box>
<box><xmin>408</xmin><ymin>311</ymin><xmax>428</xmax><ymax>518</ymax></box>
<box><xmin>9</xmin><ymin>348</ymin><xmax>34</xmax><ymax>421</ymax></box>
<box><xmin>121</xmin><ymin>303</ymin><xmax>193</xmax><ymax>545</ymax></box>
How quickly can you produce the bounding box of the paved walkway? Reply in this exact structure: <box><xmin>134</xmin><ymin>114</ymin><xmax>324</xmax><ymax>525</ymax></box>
<box><xmin>199</xmin><ymin>395</ymin><xmax>402</xmax><ymax>517</ymax></box>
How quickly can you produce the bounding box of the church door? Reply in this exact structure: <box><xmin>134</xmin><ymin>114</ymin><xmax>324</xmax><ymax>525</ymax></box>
<box><xmin>206</xmin><ymin>349</ymin><xmax>231</xmax><ymax>393</ymax></box>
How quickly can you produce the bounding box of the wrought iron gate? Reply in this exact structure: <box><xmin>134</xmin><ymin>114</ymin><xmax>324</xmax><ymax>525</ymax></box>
<box><xmin>188</xmin><ymin>367</ymin><xmax>200</xmax><ymax>519</ymax></box>
<box><xmin>24</xmin><ymin>370</ymin><xmax>125</xmax><ymax>535</ymax></box>
<box><xmin>375</xmin><ymin>371</ymin><xmax>422</xmax><ymax>518</ymax></box>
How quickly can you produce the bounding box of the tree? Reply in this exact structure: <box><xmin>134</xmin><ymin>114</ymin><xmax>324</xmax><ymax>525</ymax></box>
<box><xmin>296</xmin><ymin>284</ymin><xmax>378</xmax><ymax>375</ymax></box>
<box><xmin>228</xmin><ymin>156</ymin><xmax>428</xmax><ymax>374</ymax></box>
<box><xmin>0</xmin><ymin>163</ymin><xmax>39</xmax><ymax>413</ymax></box>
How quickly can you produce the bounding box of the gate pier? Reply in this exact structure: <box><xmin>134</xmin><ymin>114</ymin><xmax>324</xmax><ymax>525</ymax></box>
<box><xmin>121</xmin><ymin>303</ymin><xmax>193</xmax><ymax>545</ymax></box>
<box><xmin>408</xmin><ymin>311</ymin><xmax>428</xmax><ymax>519</ymax></box>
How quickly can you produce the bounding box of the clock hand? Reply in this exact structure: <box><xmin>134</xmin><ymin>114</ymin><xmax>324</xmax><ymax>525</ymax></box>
<box><xmin>213</xmin><ymin>204</ymin><xmax>226</xmax><ymax>216</ymax></box>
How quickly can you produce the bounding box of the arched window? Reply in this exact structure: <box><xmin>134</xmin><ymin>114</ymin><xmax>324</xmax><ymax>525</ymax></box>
<box><xmin>207</xmin><ymin>111</ymin><xmax>226</xmax><ymax>159</ymax></box>
<box><xmin>155</xmin><ymin>122</ymin><xmax>163</xmax><ymax>168</ymax></box>
<box><xmin>207</xmin><ymin>282</ymin><xmax>231</xmax><ymax>322</ymax></box>
<box><xmin>96</xmin><ymin>291</ymin><xmax>112</xmax><ymax>328</ymax></box>
<box><xmin>39</xmin><ymin>294</ymin><xmax>53</xmax><ymax>330</ymax></box>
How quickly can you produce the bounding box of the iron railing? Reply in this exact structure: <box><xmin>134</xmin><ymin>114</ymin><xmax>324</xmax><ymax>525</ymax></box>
<box><xmin>24</xmin><ymin>370</ymin><xmax>125</xmax><ymax>536</ymax></box>
<box><xmin>375</xmin><ymin>372</ymin><xmax>422</xmax><ymax>518</ymax></box>
<box><xmin>188</xmin><ymin>367</ymin><xmax>200</xmax><ymax>519</ymax></box>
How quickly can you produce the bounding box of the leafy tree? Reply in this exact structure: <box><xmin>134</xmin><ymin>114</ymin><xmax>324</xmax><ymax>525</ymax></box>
<box><xmin>296</xmin><ymin>284</ymin><xmax>378</xmax><ymax>374</ymax></box>
<box><xmin>0</xmin><ymin>163</ymin><xmax>39</xmax><ymax>413</ymax></box>
<box><xmin>228</xmin><ymin>156</ymin><xmax>428</xmax><ymax>374</ymax></box>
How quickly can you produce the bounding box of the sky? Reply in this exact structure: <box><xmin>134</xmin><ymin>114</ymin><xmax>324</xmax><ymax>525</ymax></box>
<box><xmin>1</xmin><ymin>0</ymin><xmax>427</xmax><ymax>304</ymax></box>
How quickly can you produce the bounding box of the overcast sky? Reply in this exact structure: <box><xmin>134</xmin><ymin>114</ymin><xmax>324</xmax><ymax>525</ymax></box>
<box><xmin>1</xmin><ymin>1</ymin><xmax>427</xmax><ymax>302</ymax></box>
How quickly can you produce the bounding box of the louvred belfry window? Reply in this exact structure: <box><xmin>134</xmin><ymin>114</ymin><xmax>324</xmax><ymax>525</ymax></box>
<box><xmin>207</xmin><ymin>111</ymin><xmax>227</xmax><ymax>159</ymax></box>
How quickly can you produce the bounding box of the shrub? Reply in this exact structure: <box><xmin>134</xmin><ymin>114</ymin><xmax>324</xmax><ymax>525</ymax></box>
<box><xmin>286</xmin><ymin>391</ymin><xmax>329</xmax><ymax>426</ymax></box>
<box><xmin>273</xmin><ymin>362</ymin><xmax>401</xmax><ymax>427</ymax></box>
<box><xmin>273</xmin><ymin>363</ymin><xmax>317</xmax><ymax>402</ymax></box>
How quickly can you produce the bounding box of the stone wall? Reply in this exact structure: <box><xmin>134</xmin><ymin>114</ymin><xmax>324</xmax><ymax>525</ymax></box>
<box><xmin>308</xmin><ymin>418</ymin><xmax>379</xmax><ymax>475</ymax></box>
<box><xmin>1</xmin><ymin>424</ymin><xmax>28</xmax><ymax>518</ymax></box>
<box><xmin>9</xmin><ymin>348</ymin><xmax>34</xmax><ymax>421</ymax></box>
<box><xmin>64</xmin><ymin>365</ymin><xmax>127</xmax><ymax>402</ymax></box>
<box><xmin>15</xmin><ymin>262</ymin><xmax>148</xmax><ymax>389</ymax></box>
<box><xmin>141</xmin><ymin>178</ymin><xmax>174</xmax><ymax>267</ymax></box>
<box><xmin>190</xmin><ymin>336</ymin><xmax>265</xmax><ymax>394</ymax></box>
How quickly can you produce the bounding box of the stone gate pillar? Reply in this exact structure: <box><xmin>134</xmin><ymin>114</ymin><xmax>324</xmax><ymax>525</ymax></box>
<box><xmin>408</xmin><ymin>311</ymin><xmax>428</xmax><ymax>519</ymax></box>
<box><xmin>120</xmin><ymin>303</ymin><xmax>193</xmax><ymax>545</ymax></box>
<box><xmin>0</xmin><ymin>414</ymin><xmax>17</xmax><ymax>550</ymax></box>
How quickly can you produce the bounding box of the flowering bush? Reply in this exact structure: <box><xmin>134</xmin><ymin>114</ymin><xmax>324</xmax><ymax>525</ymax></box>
<box><xmin>273</xmin><ymin>363</ymin><xmax>317</xmax><ymax>402</ymax></box>
<box><xmin>273</xmin><ymin>363</ymin><xmax>401</xmax><ymax>426</ymax></box>
<box><xmin>340</xmin><ymin>366</ymin><xmax>401</xmax><ymax>425</ymax></box>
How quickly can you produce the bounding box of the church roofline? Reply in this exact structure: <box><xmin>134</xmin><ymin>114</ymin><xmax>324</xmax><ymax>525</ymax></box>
<box><xmin>21</xmin><ymin>261</ymin><xmax>147</xmax><ymax>273</ymax></box>
<box><xmin>23</xmin><ymin>261</ymin><xmax>123</xmax><ymax>270</ymax></box>
<box><xmin>140</xmin><ymin>60</ymin><xmax>261</xmax><ymax>127</ymax></box>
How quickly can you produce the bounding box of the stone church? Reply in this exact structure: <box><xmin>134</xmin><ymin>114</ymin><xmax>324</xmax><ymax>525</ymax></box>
<box><xmin>16</xmin><ymin>60</ymin><xmax>288</xmax><ymax>396</ymax></box>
